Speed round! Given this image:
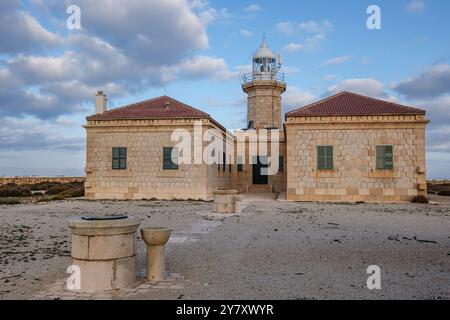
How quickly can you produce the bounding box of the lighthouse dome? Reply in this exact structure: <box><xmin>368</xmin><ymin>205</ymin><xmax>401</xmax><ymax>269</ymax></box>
<box><xmin>253</xmin><ymin>39</ymin><xmax>276</xmax><ymax>62</ymax></box>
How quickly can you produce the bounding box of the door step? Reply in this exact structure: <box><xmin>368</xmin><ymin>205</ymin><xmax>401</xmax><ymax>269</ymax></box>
<box><xmin>249</xmin><ymin>184</ymin><xmax>273</xmax><ymax>193</ymax></box>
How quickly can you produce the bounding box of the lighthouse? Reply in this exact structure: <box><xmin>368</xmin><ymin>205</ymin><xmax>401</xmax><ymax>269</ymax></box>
<box><xmin>242</xmin><ymin>37</ymin><xmax>286</xmax><ymax>130</ymax></box>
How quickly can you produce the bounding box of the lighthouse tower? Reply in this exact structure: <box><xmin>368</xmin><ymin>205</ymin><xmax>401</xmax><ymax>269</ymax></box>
<box><xmin>242</xmin><ymin>38</ymin><xmax>286</xmax><ymax>129</ymax></box>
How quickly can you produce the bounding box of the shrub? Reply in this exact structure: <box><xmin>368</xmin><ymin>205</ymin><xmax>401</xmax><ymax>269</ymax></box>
<box><xmin>46</xmin><ymin>184</ymin><xmax>72</xmax><ymax>195</ymax></box>
<box><xmin>30</xmin><ymin>182</ymin><xmax>59</xmax><ymax>191</ymax></box>
<box><xmin>437</xmin><ymin>190</ymin><xmax>450</xmax><ymax>197</ymax></box>
<box><xmin>411</xmin><ymin>195</ymin><xmax>429</xmax><ymax>204</ymax></box>
<box><xmin>0</xmin><ymin>185</ymin><xmax>32</xmax><ymax>197</ymax></box>
<box><xmin>60</xmin><ymin>187</ymin><xmax>85</xmax><ymax>198</ymax></box>
<box><xmin>0</xmin><ymin>198</ymin><xmax>22</xmax><ymax>205</ymax></box>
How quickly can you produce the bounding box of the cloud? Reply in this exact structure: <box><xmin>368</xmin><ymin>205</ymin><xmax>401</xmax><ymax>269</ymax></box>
<box><xmin>162</xmin><ymin>55</ymin><xmax>237</xmax><ymax>82</ymax></box>
<box><xmin>240</xmin><ymin>29</ymin><xmax>254</xmax><ymax>38</ymax></box>
<box><xmin>392</xmin><ymin>64</ymin><xmax>450</xmax><ymax>99</ymax></box>
<box><xmin>276</xmin><ymin>21</ymin><xmax>296</xmax><ymax>35</ymax></box>
<box><xmin>58</xmin><ymin>0</ymin><xmax>208</xmax><ymax>66</ymax></box>
<box><xmin>325</xmin><ymin>78</ymin><xmax>388</xmax><ymax>98</ymax></box>
<box><xmin>0</xmin><ymin>1</ymin><xmax>61</xmax><ymax>54</ymax></box>
<box><xmin>0</xmin><ymin>0</ymin><xmax>238</xmax><ymax>120</ymax></box>
<box><xmin>284</xmin><ymin>43</ymin><xmax>304</xmax><ymax>53</ymax></box>
<box><xmin>406</xmin><ymin>0</ymin><xmax>425</xmax><ymax>13</ymax></box>
<box><xmin>282</xmin><ymin>87</ymin><xmax>318</xmax><ymax>113</ymax></box>
<box><xmin>278</xmin><ymin>20</ymin><xmax>332</xmax><ymax>52</ymax></box>
<box><xmin>243</xmin><ymin>4</ymin><xmax>262</xmax><ymax>12</ymax></box>
<box><xmin>0</xmin><ymin>116</ymin><xmax>84</xmax><ymax>151</ymax></box>
<box><xmin>320</xmin><ymin>55</ymin><xmax>353</xmax><ymax>67</ymax></box>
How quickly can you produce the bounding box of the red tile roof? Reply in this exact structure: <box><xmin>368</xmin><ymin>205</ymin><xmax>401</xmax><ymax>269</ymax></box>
<box><xmin>87</xmin><ymin>95</ymin><xmax>226</xmax><ymax>131</ymax></box>
<box><xmin>286</xmin><ymin>91</ymin><xmax>426</xmax><ymax>117</ymax></box>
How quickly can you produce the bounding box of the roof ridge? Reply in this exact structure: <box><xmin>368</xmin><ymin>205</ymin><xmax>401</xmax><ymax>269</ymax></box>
<box><xmin>286</xmin><ymin>91</ymin><xmax>426</xmax><ymax>117</ymax></box>
<box><xmin>343</xmin><ymin>91</ymin><xmax>425</xmax><ymax>113</ymax></box>
<box><xmin>100</xmin><ymin>95</ymin><xmax>167</xmax><ymax>114</ymax></box>
<box><xmin>164</xmin><ymin>96</ymin><xmax>210</xmax><ymax>117</ymax></box>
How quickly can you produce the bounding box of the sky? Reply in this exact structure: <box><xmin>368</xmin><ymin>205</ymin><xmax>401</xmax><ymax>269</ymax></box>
<box><xmin>0</xmin><ymin>0</ymin><xmax>449</xmax><ymax>178</ymax></box>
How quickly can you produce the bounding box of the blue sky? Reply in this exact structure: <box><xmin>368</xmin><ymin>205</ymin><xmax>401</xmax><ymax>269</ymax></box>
<box><xmin>0</xmin><ymin>0</ymin><xmax>449</xmax><ymax>178</ymax></box>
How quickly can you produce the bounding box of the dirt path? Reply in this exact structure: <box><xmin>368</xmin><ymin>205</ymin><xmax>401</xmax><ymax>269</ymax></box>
<box><xmin>0</xmin><ymin>199</ymin><xmax>449</xmax><ymax>299</ymax></box>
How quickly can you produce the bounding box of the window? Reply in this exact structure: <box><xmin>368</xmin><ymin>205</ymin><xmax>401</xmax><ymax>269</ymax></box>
<box><xmin>317</xmin><ymin>146</ymin><xmax>333</xmax><ymax>170</ymax></box>
<box><xmin>112</xmin><ymin>147</ymin><xmax>127</xmax><ymax>170</ymax></box>
<box><xmin>237</xmin><ymin>155</ymin><xmax>243</xmax><ymax>172</ymax></box>
<box><xmin>279</xmin><ymin>156</ymin><xmax>284</xmax><ymax>173</ymax></box>
<box><xmin>163</xmin><ymin>147</ymin><xmax>178</xmax><ymax>170</ymax></box>
<box><xmin>376</xmin><ymin>145</ymin><xmax>393</xmax><ymax>170</ymax></box>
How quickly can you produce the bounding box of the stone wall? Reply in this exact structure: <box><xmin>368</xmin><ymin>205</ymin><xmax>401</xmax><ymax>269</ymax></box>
<box><xmin>231</xmin><ymin>130</ymin><xmax>286</xmax><ymax>194</ymax></box>
<box><xmin>285</xmin><ymin>114</ymin><xmax>428</xmax><ymax>202</ymax></box>
<box><xmin>242</xmin><ymin>80</ymin><xmax>286</xmax><ymax>129</ymax></box>
<box><xmin>84</xmin><ymin>118</ymin><xmax>231</xmax><ymax>200</ymax></box>
<box><xmin>0</xmin><ymin>176</ymin><xmax>85</xmax><ymax>187</ymax></box>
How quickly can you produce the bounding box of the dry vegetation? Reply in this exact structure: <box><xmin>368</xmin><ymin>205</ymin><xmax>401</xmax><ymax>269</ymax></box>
<box><xmin>0</xmin><ymin>181</ymin><xmax>84</xmax><ymax>205</ymax></box>
<box><xmin>428</xmin><ymin>181</ymin><xmax>450</xmax><ymax>197</ymax></box>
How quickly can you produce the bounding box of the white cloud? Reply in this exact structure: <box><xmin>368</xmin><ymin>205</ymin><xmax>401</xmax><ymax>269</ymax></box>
<box><xmin>163</xmin><ymin>55</ymin><xmax>237</xmax><ymax>82</ymax></box>
<box><xmin>279</xmin><ymin>20</ymin><xmax>332</xmax><ymax>52</ymax></box>
<box><xmin>326</xmin><ymin>78</ymin><xmax>387</xmax><ymax>98</ymax></box>
<box><xmin>406</xmin><ymin>0</ymin><xmax>425</xmax><ymax>13</ymax></box>
<box><xmin>243</xmin><ymin>4</ymin><xmax>262</xmax><ymax>12</ymax></box>
<box><xmin>283</xmin><ymin>43</ymin><xmax>304</xmax><ymax>53</ymax></box>
<box><xmin>282</xmin><ymin>87</ymin><xmax>318</xmax><ymax>112</ymax></box>
<box><xmin>276</xmin><ymin>21</ymin><xmax>296</xmax><ymax>35</ymax></box>
<box><xmin>320</xmin><ymin>55</ymin><xmax>353</xmax><ymax>67</ymax></box>
<box><xmin>240</xmin><ymin>29</ymin><xmax>254</xmax><ymax>38</ymax></box>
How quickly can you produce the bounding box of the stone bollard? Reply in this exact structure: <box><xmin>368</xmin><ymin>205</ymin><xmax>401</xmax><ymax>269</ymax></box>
<box><xmin>232</xmin><ymin>195</ymin><xmax>244</xmax><ymax>214</ymax></box>
<box><xmin>213</xmin><ymin>189</ymin><xmax>238</xmax><ymax>213</ymax></box>
<box><xmin>67</xmin><ymin>215</ymin><xmax>141</xmax><ymax>291</ymax></box>
<box><xmin>141</xmin><ymin>227</ymin><xmax>172</xmax><ymax>282</ymax></box>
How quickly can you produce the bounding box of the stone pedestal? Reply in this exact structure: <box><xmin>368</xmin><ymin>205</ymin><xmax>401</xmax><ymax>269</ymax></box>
<box><xmin>214</xmin><ymin>190</ymin><xmax>238</xmax><ymax>213</ymax></box>
<box><xmin>67</xmin><ymin>216</ymin><xmax>141</xmax><ymax>291</ymax></box>
<box><xmin>141</xmin><ymin>228</ymin><xmax>172</xmax><ymax>282</ymax></box>
<box><xmin>232</xmin><ymin>195</ymin><xmax>244</xmax><ymax>213</ymax></box>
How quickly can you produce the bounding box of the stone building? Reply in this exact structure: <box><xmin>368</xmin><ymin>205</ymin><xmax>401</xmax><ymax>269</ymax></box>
<box><xmin>84</xmin><ymin>39</ymin><xmax>429</xmax><ymax>202</ymax></box>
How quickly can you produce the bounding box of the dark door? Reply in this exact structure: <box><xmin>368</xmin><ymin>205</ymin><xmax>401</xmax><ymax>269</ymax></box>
<box><xmin>252</xmin><ymin>156</ymin><xmax>268</xmax><ymax>185</ymax></box>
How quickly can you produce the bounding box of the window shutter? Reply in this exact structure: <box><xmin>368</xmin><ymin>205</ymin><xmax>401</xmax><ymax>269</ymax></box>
<box><xmin>317</xmin><ymin>146</ymin><xmax>325</xmax><ymax>170</ymax></box>
<box><xmin>163</xmin><ymin>147</ymin><xmax>178</xmax><ymax>170</ymax></box>
<box><xmin>325</xmin><ymin>146</ymin><xmax>333</xmax><ymax>169</ymax></box>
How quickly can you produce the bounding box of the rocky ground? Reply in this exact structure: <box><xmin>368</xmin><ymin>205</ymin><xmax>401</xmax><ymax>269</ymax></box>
<box><xmin>0</xmin><ymin>197</ymin><xmax>449</xmax><ymax>300</ymax></box>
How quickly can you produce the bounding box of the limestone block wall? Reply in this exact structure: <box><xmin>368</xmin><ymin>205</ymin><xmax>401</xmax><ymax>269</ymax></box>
<box><xmin>285</xmin><ymin>115</ymin><xmax>428</xmax><ymax>202</ymax></box>
<box><xmin>84</xmin><ymin>119</ymin><xmax>231</xmax><ymax>200</ymax></box>
<box><xmin>242</xmin><ymin>80</ymin><xmax>286</xmax><ymax>129</ymax></box>
<box><xmin>230</xmin><ymin>131</ymin><xmax>286</xmax><ymax>194</ymax></box>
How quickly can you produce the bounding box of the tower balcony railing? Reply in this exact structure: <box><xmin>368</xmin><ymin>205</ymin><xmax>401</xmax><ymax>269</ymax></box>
<box><xmin>241</xmin><ymin>72</ymin><xmax>285</xmax><ymax>84</ymax></box>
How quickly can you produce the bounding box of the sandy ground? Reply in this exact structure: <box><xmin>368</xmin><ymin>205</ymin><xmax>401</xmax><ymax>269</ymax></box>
<box><xmin>0</xmin><ymin>197</ymin><xmax>449</xmax><ymax>300</ymax></box>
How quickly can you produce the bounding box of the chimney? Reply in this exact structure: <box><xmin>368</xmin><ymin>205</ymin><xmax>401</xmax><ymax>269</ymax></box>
<box><xmin>95</xmin><ymin>90</ymin><xmax>107</xmax><ymax>114</ymax></box>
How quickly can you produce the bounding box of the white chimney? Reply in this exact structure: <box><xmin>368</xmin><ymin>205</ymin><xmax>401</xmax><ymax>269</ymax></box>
<box><xmin>95</xmin><ymin>90</ymin><xmax>107</xmax><ymax>114</ymax></box>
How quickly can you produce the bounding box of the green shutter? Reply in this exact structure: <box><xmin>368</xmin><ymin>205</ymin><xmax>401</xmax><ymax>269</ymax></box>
<box><xmin>317</xmin><ymin>146</ymin><xmax>325</xmax><ymax>170</ymax></box>
<box><xmin>163</xmin><ymin>147</ymin><xmax>178</xmax><ymax>170</ymax></box>
<box><xmin>325</xmin><ymin>146</ymin><xmax>333</xmax><ymax>170</ymax></box>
